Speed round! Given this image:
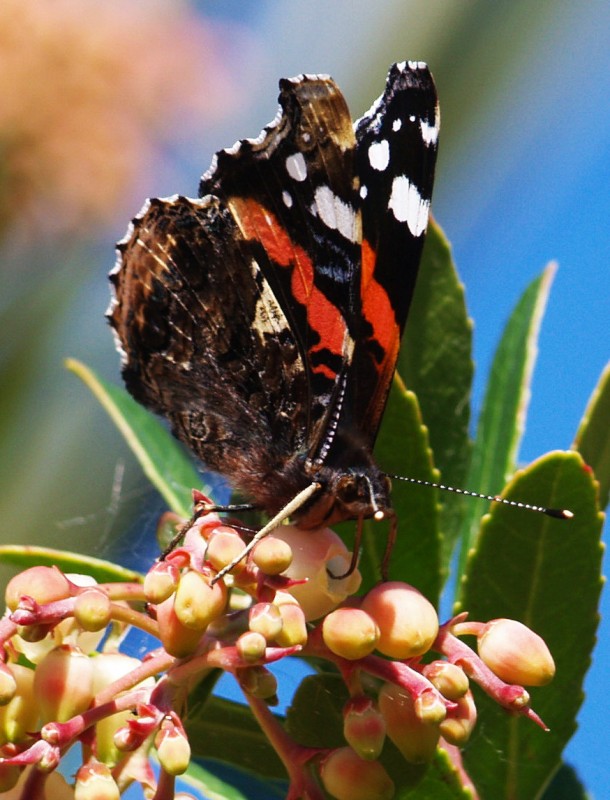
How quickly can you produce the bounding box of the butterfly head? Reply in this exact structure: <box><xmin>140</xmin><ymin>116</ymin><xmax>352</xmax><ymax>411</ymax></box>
<box><xmin>295</xmin><ymin>463</ymin><xmax>392</xmax><ymax>529</ymax></box>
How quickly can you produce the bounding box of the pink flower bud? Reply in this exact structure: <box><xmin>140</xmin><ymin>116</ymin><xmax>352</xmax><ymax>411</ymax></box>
<box><xmin>322</xmin><ymin>608</ymin><xmax>380</xmax><ymax>660</ymax></box>
<box><xmin>271</xmin><ymin>526</ymin><xmax>361</xmax><ymax>621</ymax></box>
<box><xmin>378</xmin><ymin>682</ymin><xmax>440</xmax><ymax>763</ymax></box>
<box><xmin>5</xmin><ymin>566</ymin><xmax>70</xmax><ymax>611</ymax></box>
<box><xmin>0</xmin><ymin>663</ymin><xmax>17</xmax><ymax>705</ymax></box>
<box><xmin>156</xmin><ymin>594</ymin><xmax>203</xmax><ymax>658</ymax></box>
<box><xmin>155</xmin><ymin>722</ymin><xmax>191</xmax><ymax>776</ymax></box>
<box><xmin>205</xmin><ymin>526</ymin><xmax>248</xmax><ymax>575</ymax></box>
<box><xmin>274</xmin><ymin>602</ymin><xmax>308</xmax><ymax>648</ymax></box>
<box><xmin>320</xmin><ymin>746</ymin><xmax>394</xmax><ymax>800</ymax></box>
<box><xmin>423</xmin><ymin>661</ymin><xmax>469</xmax><ymax>700</ymax></box>
<box><xmin>343</xmin><ymin>696</ymin><xmax>386</xmax><ymax>760</ymax></box>
<box><xmin>173</xmin><ymin>570</ymin><xmax>227</xmax><ymax>631</ymax></box>
<box><xmin>143</xmin><ymin>561</ymin><xmax>180</xmax><ymax>604</ymax></box>
<box><xmin>73</xmin><ymin>589</ymin><xmax>112</xmax><ymax>632</ymax></box>
<box><xmin>34</xmin><ymin>645</ymin><xmax>94</xmax><ymax>723</ymax></box>
<box><xmin>361</xmin><ymin>582</ymin><xmax>438</xmax><ymax>659</ymax></box>
<box><xmin>477</xmin><ymin>619</ymin><xmax>555</xmax><ymax>686</ymax></box>
<box><xmin>439</xmin><ymin>690</ymin><xmax>477</xmax><ymax>746</ymax></box>
<box><xmin>0</xmin><ymin>663</ymin><xmax>37</xmax><ymax>745</ymax></box>
<box><xmin>248</xmin><ymin>603</ymin><xmax>283</xmax><ymax>641</ymax></box>
<box><xmin>252</xmin><ymin>536</ymin><xmax>293</xmax><ymax>575</ymax></box>
<box><xmin>414</xmin><ymin>690</ymin><xmax>447</xmax><ymax>725</ymax></box>
<box><xmin>236</xmin><ymin>631</ymin><xmax>267</xmax><ymax>663</ymax></box>
<box><xmin>74</xmin><ymin>760</ymin><xmax>120</xmax><ymax>800</ymax></box>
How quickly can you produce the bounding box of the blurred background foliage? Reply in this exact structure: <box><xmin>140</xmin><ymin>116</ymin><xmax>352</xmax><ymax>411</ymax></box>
<box><xmin>0</xmin><ymin>0</ymin><xmax>607</xmax><ymax>794</ymax></box>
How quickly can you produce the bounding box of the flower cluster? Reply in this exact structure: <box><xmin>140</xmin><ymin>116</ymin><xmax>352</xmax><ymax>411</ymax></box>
<box><xmin>0</xmin><ymin>502</ymin><xmax>555</xmax><ymax>799</ymax></box>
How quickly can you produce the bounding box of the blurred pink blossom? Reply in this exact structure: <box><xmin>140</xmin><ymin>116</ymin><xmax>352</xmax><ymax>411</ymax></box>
<box><xmin>0</xmin><ymin>0</ymin><xmax>249</xmax><ymax>238</ymax></box>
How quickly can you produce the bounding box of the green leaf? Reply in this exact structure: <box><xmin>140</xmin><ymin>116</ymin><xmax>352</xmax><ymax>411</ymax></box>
<box><xmin>285</xmin><ymin>673</ymin><xmax>346</xmax><ymax>749</ymax></box>
<box><xmin>0</xmin><ymin>544</ymin><xmax>142</xmax><ymax>584</ymax></box>
<box><xmin>572</xmin><ymin>360</ymin><xmax>610</xmax><ymax>509</ymax></box>
<box><xmin>66</xmin><ymin>358</ymin><xmax>206</xmax><ymax>518</ymax></box>
<box><xmin>394</xmin><ymin>749</ymin><xmax>473</xmax><ymax>799</ymax></box>
<box><xmin>185</xmin><ymin>696</ymin><xmax>287</xmax><ymax>782</ymax></box>
<box><xmin>541</xmin><ymin>763</ymin><xmax>591</xmax><ymax>800</ymax></box>
<box><xmin>372</xmin><ymin>381</ymin><xmax>442</xmax><ymax>604</ymax></box>
<box><xmin>457</xmin><ymin>451</ymin><xmax>603</xmax><ymax>800</ymax></box>
<box><xmin>399</xmin><ymin>219</ymin><xmax>474</xmax><ymax>565</ymax></box>
<box><xmin>458</xmin><ymin>263</ymin><xmax>556</xmax><ymax>576</ymax></box>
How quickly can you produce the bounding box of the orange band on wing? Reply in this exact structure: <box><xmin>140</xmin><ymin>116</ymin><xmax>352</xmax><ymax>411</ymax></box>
<box><xmin>230</xmin><ymin>197</ymin><xmax>347</xmax><ymax>378</ymax></box>
<box><xmin>361</xmin><ymin>238</ymin><xmax>399</xmax><ymax>367</ymax></box>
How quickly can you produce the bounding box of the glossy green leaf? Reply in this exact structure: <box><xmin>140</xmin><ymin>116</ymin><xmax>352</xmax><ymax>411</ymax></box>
<box><xmin>371</xmin><ymin>380</ymin><xmax>442</xmax><ymax>603</ymax></box>
<box><xmin>185</xmin><ymin>696</ymin><xmax>286</xmax><ymax>782</ymax></box>
<box><xmin>541</xmin><ymin>763</ymin><xmax>590</xmax><ymax>800</ymax></box>
<box><xmin>0</xmin><ymin>544</ymin><xmax>142</xmax><ymax>584</ymax></box>
<box><xmin>457</xmin><ymin>451</ymin><xmax>603</xmax><ymax>800</ymax></box>
<box><xmin>572</xmin><ymin>360</ymin><xmax>610</xmax><ymax>509</ymax></box>
<box><xmin>458</xmin><ymin>264</ymin><xmax>556</xmax><ymax>576</ymax></box>
<box><xmin>399</xmin><ymin>218</ymin><xmax>474</xmax><ymax>564</ymax></box>
<box><xmin>66</xmin><ymin>358</ymin><xmax>206</xmax><ymax>518</ymax></box>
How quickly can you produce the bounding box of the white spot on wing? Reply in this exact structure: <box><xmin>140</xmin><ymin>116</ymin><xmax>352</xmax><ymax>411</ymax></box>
<box><xmin>368</xmin><ymin>140</ymin><xmax>390</xmax><ymax>171</ymax></box>
<box><xmin>388</xmin><ymin>176</ymin><xmax>430</xmax><ymax>236</ymax></box>
<box><xmin>360</xmin><ymin>185</ymin><xmax>368</xmax><ymax>199</ymax></box>
<box><xmin>312</xmin><ymin>185</ymin><xmax>359</xmax><ymax>242</ymax></box>
<box><xmin>392</xmin><ymin>118</ymin><xmax>402</xmax><ymax>132</ymax></box>
<box><xmin>286</xmin><ymin>152</ymin><xmax>307</xmax><ymax>181</ymax></box>
<box><xmin>420</xmin><ymin>118</ymin><xmax>439</xmax><ymax>147</ymax></box>
<box><xmin>282</xmin><ymin>190</ymin><xmax>293</xmax><ymax>208</ymax></box>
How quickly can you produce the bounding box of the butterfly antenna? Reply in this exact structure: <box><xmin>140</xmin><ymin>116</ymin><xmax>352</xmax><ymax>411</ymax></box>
<box><xmin>383</xmin><ymin>474</ymin><xmax>574</xmax><ymax>519</ymax></box>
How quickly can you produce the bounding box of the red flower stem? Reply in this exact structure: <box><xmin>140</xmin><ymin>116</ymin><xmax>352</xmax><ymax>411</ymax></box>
<box><xmin>95</xmin><ymin>651</ymin><xmax>175</xmax><ymax>704</ymax></box>
<box><xmin>244</xmin><ymin>692</ymin><xmax>326</xmax><ymax>800</ymax></box>
<box><xmin>304</xmin><ymin>628</ymin><xmax>441</xmax><ymax>702</ymax></box>
<box><xmin>42</xmin><ymin>687</ymin><xmax>152</xmax><ymax>746</ymax></box>
<box><xmin>91</xmin><ymin>582</ymin><xmax>147</xmax><ymax>603</ymax></box>
<box><xmin>108</xmin><ymin>601</ymin><xmax>159</xmax><ymax>637</ymax></box>
<box><xmin>17</xmin><ymin>763</ymin><xmax>50</xmax><ymax>799</ymax></box>
<box><xmin>434</xmin><ymin>628</ymin><xmax>548</xmax><ymax>728</ymax></box>
<box><xmin>152</xmin><ymin>767</ymin><xmax>175</xmax><ymax>800</ymax></box>
<box><xmin>167</xmin><ymin>643</ymin><xmax>300</xmax><ymax>686</ymax></box>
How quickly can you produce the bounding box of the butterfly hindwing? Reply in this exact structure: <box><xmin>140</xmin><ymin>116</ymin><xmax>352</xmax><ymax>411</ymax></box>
<box><xmin>109</xmin><ymin>195</ymin><xmax>313</xmax><ymax>506</ymax></box>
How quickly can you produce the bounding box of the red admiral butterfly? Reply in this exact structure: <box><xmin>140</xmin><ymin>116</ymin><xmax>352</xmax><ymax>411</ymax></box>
<box><xmin>109</xmin><ymin>61</ymin><xmax>440</xmax><ymax>576</ymax></box>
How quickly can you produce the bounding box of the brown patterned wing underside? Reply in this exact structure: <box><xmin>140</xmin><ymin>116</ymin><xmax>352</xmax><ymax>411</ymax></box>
<box><xmin>109</xmin><ymin>195</ymin><xmax>310</xmax><ymax>499</ymax></box>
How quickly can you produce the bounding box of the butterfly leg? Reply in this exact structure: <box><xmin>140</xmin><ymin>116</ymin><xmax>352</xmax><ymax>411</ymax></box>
<box><xmin>380</xmin><ymin>510</ymin><xmax>397</xmax><ymax>582</ymax></box>
<box><xmin>326</xmin><ymin>515</ymin><xmax>363</xmax><ymax>580</ymax></box>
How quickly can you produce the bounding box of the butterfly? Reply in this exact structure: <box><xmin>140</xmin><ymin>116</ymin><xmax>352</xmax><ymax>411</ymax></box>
<box><xmin>109</xmin><ymin>61</ymin><xmax>439</xmax><ymax>576</ymax></box>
